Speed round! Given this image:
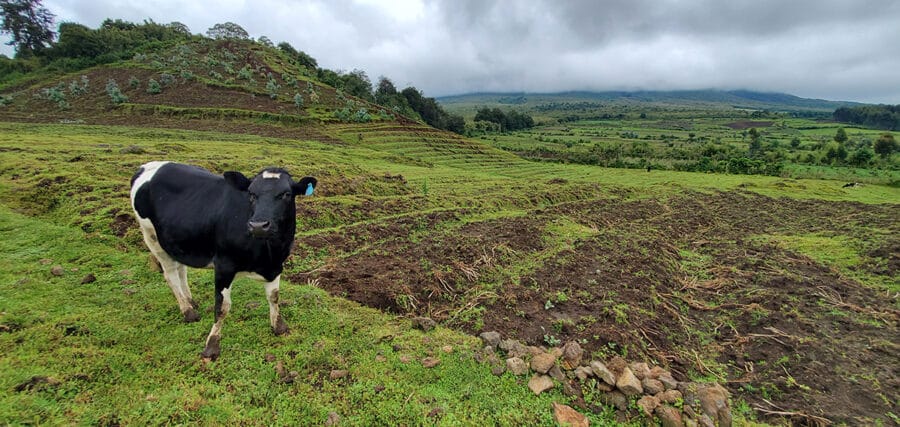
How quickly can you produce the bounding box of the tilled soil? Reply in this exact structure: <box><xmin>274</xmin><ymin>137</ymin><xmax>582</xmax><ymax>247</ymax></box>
<box><xmin>289</xmin><ymin>191</ymin><xmax>899</xmax><ymax>425</ymax></box>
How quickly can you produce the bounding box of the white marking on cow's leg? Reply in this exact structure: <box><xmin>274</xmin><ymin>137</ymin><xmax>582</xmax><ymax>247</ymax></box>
<box><xmin>264</xmin><ymin>275</ymin><xmax>289</xmax><ymax>335</ymax></box>
<box><xmin>136</xmin><ymin>219</ymin><xmax>199</xmax><ymax>322</ymax></box>
<box><xmin>176</xmin><ymin>263</ymin><xmax>196</xmax><ymax>309</ymax></box>
<box><xmin>201</xmin><ymin>287</ymin><xmax>231</xmax><ymax>361</ymax></box>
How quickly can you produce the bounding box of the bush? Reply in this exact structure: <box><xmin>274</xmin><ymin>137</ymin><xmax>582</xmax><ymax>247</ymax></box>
<box><xmin>128</xmin><ymin>76</ymin><xmax>140</xmax><ymax>89</ymax></box>
<box><xmin>147</xmin><ymin>79</ymin><xmax>161</xmax><ymax>94</ymax></box>
<box><xmin>0</xmin><ymin>94</ymin><xmax>14</xmax><ymax>106</ymax></box>
<box><xmin>159</xmin><ymin>73</ymin><xmax>175</xmax><ymax>86</ymax></box>
<box><xmin>106</xmin><ymin>79</ymin><xmax>128</xmax><ymax>104</ymax></box>
<box><xmin>266</xmin><ymin>79</ymin><xmax>280</xmax><ymax>99</ymax></box>
<box><xmin>292</xmin><ymin>93</ymin><xmax>303</xmax><ymax>110</ymax></box>
<box><xmin>68</xmin><ymin>75</ymin><xmax>89</xmax><ymax>96</ymax></box>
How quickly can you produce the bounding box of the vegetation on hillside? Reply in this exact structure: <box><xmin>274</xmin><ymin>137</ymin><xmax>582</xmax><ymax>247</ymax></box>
<box><xmin>833</xmin><ymin>104</ymin><xmax>900</xmax><ymax>130</ymax></box>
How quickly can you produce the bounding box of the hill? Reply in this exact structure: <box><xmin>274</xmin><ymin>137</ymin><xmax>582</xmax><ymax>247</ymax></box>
<box><xmin>438</xmin><ymin>89</ymin><xmax>863</xmax><ymax>115</ymax></box>
<box><xmin>1</xmin><ymin>31</ymin><xmax>899</xmax><ymax>426</ymax></box>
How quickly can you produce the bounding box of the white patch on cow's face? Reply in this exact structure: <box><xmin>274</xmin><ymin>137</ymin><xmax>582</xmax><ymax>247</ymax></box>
<box><xmin>262</xmin><ymin>171</ymin><xmax>281</xmax><ymax>179</ymax></box>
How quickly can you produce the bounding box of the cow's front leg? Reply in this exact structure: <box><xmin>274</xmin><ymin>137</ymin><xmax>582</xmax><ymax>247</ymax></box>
<box><xmin>264</xmin><ymin>275</ymin><xmax>289</xmax><ymax>336</ymax></box>
<box><xmin>201</xmin><ymin>269</ymin><xmax>235</xmax><ymax>361</ymax></box>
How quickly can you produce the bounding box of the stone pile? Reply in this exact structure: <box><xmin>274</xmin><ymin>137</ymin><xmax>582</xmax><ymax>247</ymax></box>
<box><xmin>477</xmin><ymin>331</ymin><xmax>732</xmax><ymax>427</ymax></box>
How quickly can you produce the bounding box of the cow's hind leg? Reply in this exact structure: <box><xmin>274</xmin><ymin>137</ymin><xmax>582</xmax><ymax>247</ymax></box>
<box><xmin>138</xmin><ymin>222</ymin><xmax>199</xmax><ymax>322</ymax></box>
<box><xmin>201</xmin><ymin>269</ymin><xmax>234</xmax><ymax>361</ymax></box>
<box><xmin>264</xmin><ymin>275</ymin><xmax>289</xmax><ymax>336</ymax></box>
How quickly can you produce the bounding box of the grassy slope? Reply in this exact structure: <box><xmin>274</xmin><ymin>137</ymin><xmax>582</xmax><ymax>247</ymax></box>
<box><xmin>0</xmin><ymin>116</ymin><xmax>896</xmax><ymax>425</ymax></box>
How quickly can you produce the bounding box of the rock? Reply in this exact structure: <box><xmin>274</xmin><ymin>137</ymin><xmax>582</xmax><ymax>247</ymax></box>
<box><xmin>590</xmin><ymin>361</ymin><xmax>617</xmax><ymax>386</ymax></box>
<box><xmin>264</xmin><ymin>353</ymin><xmax>276</xmax><ymax>363</ymax></box>
<box><xmin>606</xmin><ymin>356</ymin><xmax>627</xmax><ymax>376</ymax></box>
<box><xmin>324</xmin><ymin>411</ymin><xmax>341</xmax><ymax>426</ymax></box>
<box><xmin>80</xmin><ymin>273</ymin><xmax>96</xmax><ymax>284</ymax></box>
<box><xmin>698</xmin><ymin>414</ymin><xmax>715</xmax><ymax>427</ymax></box>
<box><xmin>642</xmin><ymin>378</ymin><xmax>665</xmax><ymax>395</ymax></box>
<box><xmin>657</xmin><ymin>389</ymin><xmax>683</xmax><ymax>404</ymax></box>
<box><xmin>562</xmin><ymin>380</ymin><xmax>583</xmax><ymax>398</ymax></box>
<box><xmin>615</xmin><ymin>367</ymin><xmax>643</xmax><ymax>396</ymax></box>
<box><xmin>636</xmin><ymin>395</ymin><xmax>659</xmax><ymax>417</ymax></box>
<box><xmin>500</xmin><ymin>339</ymin><xmax>529</xmax><ymax>358</ymax></box>
<box><xmin>491</xmin><ymin>364</ymin><xmax>506</xmax><ymax>376</ymax></box>
<box><xmin>697</xmin><ymin>383</ymin><xmax>732</xmax><ymax>427</ymax></box>
<box><xmin>374</xmin><ymin>354</ymin><xmax>387</xmax><ymax>362</ymax></box>
<box><xmin>329</xmin><ymin>369</ymin><xmax>349</xmax><ymax>380</ymax></box>
<box><xmin>683</xmin><ymin>417</ymin><xmax>699</xmax><ymax>427</ymax></box>
<box><xmin>594</xmin><ymin>381</ymin><xmax>613</xmax><ymax>392</ymax></box>
<box><xmin>551</xmin><ymin>347</ymin><xmax>564</xmax><ymax>358</ymax></box>
<box><xmin>600</xmin><ymin>390</ymin><xmax>628</xmax><ymax>411</ymax></box>
<box><xmin>398</xmin><ymin>354</ymin><xmax>412</xmax><ymax>364</ymax></box>
<box><xmin>506</xmin><ymin>357</ymin><xmax>529</xmax><ymax>375</ymax></box>
<box><xmin>531</xmin><ymin>352</ymin><xmax>557</xmax><ymax>374</ymax></box>
<box><xmin>527</xmin><ymin>374</ymin><xmax>555</xmax><ymax>395</ymax></box>
<box><xmin>649</xmin><ymin>365</ymin><xmax>667</xmax><ymax>379</ymax></box>
<box><xmin>421</xmin><ymin>357</ymin><xmax>440</xmax><ymax>368</ymax></box>
<box><xmin>441</xmin><ymin>345</ymin><xmax>453</xmax><ymax>353</ymax></box>
<box><xmin>51</xmin><ymin>265</ymin><xmax>64</xmax><ymax>276</ymax></box>
<box><xmin>658</xmin><ymin>373</ymin><xmax>679</xmax><ymax>390</ymax></box>
<box><xmin>552</xmin><ymin>402</ymin><xmax>589</xmax><ymax>427</ymax></box>
<box><xmin>479</xmin><ymin>331</ymin><xmax>501</xmax><ymax>348</ymax></box>
<box><xmin>656</xmin><ymin>405</ymin><xmax>683</xmax><ymax>427</ymax></box>
<box><xmin>574</xmin><ymin>366</ymin><xmax>593</xmax><ymax>381</ymax></box>
<box><xmin>527</xmin><ymin>346</ymin><xmax>545</xmax><ymax>357</ymax></box>
<box><xmin>549</xmin><ymin>364</ymin><xmax>566</xmax><ymax>382</ymax></box>
<box><xmin>39</xmin><ymin>258</ymin><xmax>52</xmax><ymax>265</ymax></box>
<box><xmin>629</xmin><ymin>362</ymin><xmax>651</xmax><ymax>380</ymax></box>
<box><xmin>412</xmin><ymin>317</ymin><xmax>436</xmax><ymax>332</ymax></box>
<box><xmin>561</xmin><ymin>342</ymin><xmax>584</xmax><ymax>369</ymax></box>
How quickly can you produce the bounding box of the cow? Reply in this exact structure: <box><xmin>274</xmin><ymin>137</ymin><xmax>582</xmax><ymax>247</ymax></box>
<box><xmin>129</xmin><ymin>161</ymin><xmax>316</xmax><ymax>360</ymax></box>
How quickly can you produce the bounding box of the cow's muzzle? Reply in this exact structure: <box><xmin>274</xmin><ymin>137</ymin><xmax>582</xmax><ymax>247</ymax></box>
<box><xmin>248</xmin><ymin>221</ymin><xmax>271</xmax><ymax>237</ymax></box>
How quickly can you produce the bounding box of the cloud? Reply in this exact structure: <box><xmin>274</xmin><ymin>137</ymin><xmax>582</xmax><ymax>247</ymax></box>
<box><xmin>2</xmin><ymin>0</ymin><xmax>899</xmax><ymax>103</ymax></box>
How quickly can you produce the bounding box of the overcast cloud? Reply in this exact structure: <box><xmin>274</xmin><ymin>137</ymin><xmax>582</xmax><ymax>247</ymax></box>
<box><xmin>3</xmin><ymin>0</ymin><xmax>899</xmax><ymax>103</ymax></box>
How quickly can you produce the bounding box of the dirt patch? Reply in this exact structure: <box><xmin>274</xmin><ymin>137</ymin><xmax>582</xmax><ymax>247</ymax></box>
<box><xmin>293</xmin><ymin>191</ymin><xmax>898</xmax><ymax>424</ymax></box>
<box><xmin>724</xmin><ymin>121</ymin><xmax>774</xmax><ymax>130</ymax></box>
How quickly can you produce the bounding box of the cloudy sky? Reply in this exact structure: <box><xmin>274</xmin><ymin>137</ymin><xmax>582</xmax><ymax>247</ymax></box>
<box><xmin>3</xmin><ymin>0</ymin><xmax>900</xmax><ymax>103</ymax></box>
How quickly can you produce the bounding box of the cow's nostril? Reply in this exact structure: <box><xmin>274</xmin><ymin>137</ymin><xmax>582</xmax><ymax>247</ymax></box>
<box><xmin>260</xmin><ymin>221</ymin><xmax>271</xmax><ymax>230</ymax></box>
<box><xmin>248</xmin><ymin>221</ymin><xmax>270</xmax><ymax>233</ymax></box>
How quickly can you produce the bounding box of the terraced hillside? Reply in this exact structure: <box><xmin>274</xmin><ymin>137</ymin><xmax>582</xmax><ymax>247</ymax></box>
<box><xmin>1</xmin><ymin>38</ymin><xmax>898</xmax><ymax>425</ymax></box>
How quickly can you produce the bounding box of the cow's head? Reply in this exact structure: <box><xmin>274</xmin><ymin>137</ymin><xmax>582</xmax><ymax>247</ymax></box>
<box><xmin>224</xmin><ymin>168</ymin><xmax>317</xmax><ymax>238</ymax></box>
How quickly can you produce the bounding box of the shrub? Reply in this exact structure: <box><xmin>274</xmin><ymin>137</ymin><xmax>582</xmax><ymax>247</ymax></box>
<box><xmin>0</xmin><ymin>94</ymin><xmax>13</xmax><ymax>106</ymax></box>
<box><xmin>293</xmin><ymin>93</ymin><xmax>303</xmax><ymax>110</ymax></box>
<box><xmin>238</xmin><ymin>65</ymin><xmax>253</xmax><ymax>81</ymax></box>
<box><xmin>147</xmin><ymin>79</ymin><xmax>161</xmax><ymax>94</ymax></box>
<box><xmin>106</xmin><ymin>79</ymin><xmax>128</xmax><ymax>104</ymax></box>
<box><xmin>128</xmin><ymin>76</ymin><xmax>140</xmax><ymax>89</ymax></box>
<box><xmin>159</xmin><ymin>73</ymin><xmax>175</xmax><ymax>86</ymax></box>
<box><xmin>180</xmin><ymin>70</ymin><xmax>194</xmax><ymax>81</ymax></box>
<box><xmin>68</xmin><ymin>75</ymin><xmax>89</xmax><ymax>96</ymax></box>
<box><xmin>266</xmin><ymin>79</ymin><xmax>280</xmax><ymax>99</ymax></box>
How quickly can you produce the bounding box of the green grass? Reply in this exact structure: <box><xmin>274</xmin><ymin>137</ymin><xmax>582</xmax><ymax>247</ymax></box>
<box><xmin>0</xmin><ymin>206</ymin><xmax>599</xmax><ymax>425</ymax></box>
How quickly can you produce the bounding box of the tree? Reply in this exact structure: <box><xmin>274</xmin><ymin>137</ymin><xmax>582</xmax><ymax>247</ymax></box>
<box><xmin>747</xmin><ymin>128</ymin><xmax>762</xmax><ymax>156</ymax></box>
<box><xmin>0</xmin><ymin>0</ymin><xmax>55</xmax><ymax>57</ymax></box>
<box><xmin>874</xmin><ymin>133</ymin><xmax>897</xmax><ymax>158</ymax></box>
<box><xmin>834</xmin><ymin>127</ymin><xmax>848</xmax><ymax>144</ymax></box>
<box><xmin>206</xmin><ymin>22</ymin><xmax>249</xmax><ymax>40</ymax></box>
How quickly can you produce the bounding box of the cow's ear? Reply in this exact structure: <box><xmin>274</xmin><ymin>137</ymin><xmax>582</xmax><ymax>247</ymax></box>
<box><xmin>292</xmin><ymin>176</ymin><xmax>317</xmax><ymax>197</ymax></box>
<box><xmin>223</xmin><ymin>171</ymin><xmax>251</xmax><ymax>191</ymax></box>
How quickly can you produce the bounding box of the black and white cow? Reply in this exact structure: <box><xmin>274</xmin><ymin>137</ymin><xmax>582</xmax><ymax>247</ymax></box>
<box><xmin>130</xmin><ymin>161</ymin><xmax>316</xmax><ymax>360</ymax></box>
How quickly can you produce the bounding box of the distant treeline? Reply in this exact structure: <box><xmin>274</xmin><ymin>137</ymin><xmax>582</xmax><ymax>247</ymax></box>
<box><xmin>833</xmin><ymin>105</ymin><xmax>900</xmax><ymax>130</ymax></box>
<box><xmin>474</xmin><ymin>107</ymin><xmax>534</xmax><ymax>131</ymax></box>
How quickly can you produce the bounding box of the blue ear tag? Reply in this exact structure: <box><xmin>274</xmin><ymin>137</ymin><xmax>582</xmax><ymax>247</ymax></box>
<box><xmin>304</xmin><ymin>182</ymin><xmax>314</xmax><ymax>196</ymax></box>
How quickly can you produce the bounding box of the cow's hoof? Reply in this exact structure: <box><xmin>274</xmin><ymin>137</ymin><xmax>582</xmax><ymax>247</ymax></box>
<box><xmin>183</xmin><ymin>308</ymin><xmax>201</xmax><ymax>323</ymax></box>
<box><xmin>200</xmin><ymin>336</ymin><xmax>221</xmax><ymax>361</ymax></box>
<box><xmin>273</xmin><ymin>317</ymin><xmax>289</xmax><ymax>336</ymax></box>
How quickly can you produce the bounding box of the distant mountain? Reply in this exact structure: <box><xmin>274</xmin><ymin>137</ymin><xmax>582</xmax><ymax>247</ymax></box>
<box><xmin>437</xmin><ymin>89</ymin><xmax>865</xmax><ymax>112</ymax></box>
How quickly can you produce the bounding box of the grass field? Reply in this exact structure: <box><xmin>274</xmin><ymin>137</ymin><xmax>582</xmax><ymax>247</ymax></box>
<box><xmin>1</xmin><ymin>119</ymin><xmax>897</xmax><ymax>425</ymax></box>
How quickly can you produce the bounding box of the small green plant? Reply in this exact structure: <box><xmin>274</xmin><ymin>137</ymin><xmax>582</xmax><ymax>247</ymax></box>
<box><xmin>238</xmin><ymin>64</ymin><xmax>253</xmax><ymax>80</ymax></box>
<box><xmin>554</xmin><ymin>291</ymin><xmax>568</xmax><ymax>303</ymax></box>
<box><xmin>0</xmin><ymin>94</ymin><xmax>13</xmax><ymax>106</ymax></box>
<box><xmin>68</xmin><ymin>76</ymin><xmax>89</xmax><ymax>96</ymax></box>
<box><xmin>292</xmin><ymin>93</ymin><xmax>303</xmax><ymax>110</ymax></box>
<box><xmin>147</xmin><ymin>79</ymin><xmax>162</xmax><ymax>94</ymax></box>
<box><xmin>105</xmin><ymin>79</ymin><xmax>128</xmax><ymax>104</ymax></box>
<box><xmin>180</xmin><ymin>70</ymin><xmax>194</xmax><ymax>81</ymax></box>
<box><xmin>543</xmin><ymin>334</ymin><xmax>561</xmax><ymax>347</ymax></box>
<box><xmin>544</xmin><ymin>299</ymin><xmax>555</xmax><ymax>310</ymax></box>
<box><xmin>128</xmin><ymin>76</ymin><xmax>140</xmax><ymax>89</ymax></box>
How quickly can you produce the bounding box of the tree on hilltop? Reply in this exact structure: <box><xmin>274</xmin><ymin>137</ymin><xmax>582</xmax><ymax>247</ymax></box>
<box><xmin>206</xmin><ymin>22</ymin><xmax>249</xmax><ymax>40</ymax></box>
<box><xmin>0</xmin><ymin>0</ymin><xmax>55</xmax><ymax>57</ymax></box>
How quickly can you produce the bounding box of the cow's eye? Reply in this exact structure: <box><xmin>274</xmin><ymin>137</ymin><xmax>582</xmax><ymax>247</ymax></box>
<box><xmin>280</xmin><ymin>192</ymin><xmax>291</xmax><ymax>200</ymax></box>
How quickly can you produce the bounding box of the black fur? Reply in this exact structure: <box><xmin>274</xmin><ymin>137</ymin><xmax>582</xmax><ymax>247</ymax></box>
<box><xmin>132</xmin><ymin>162</ymin><xmax>316</xmax><ymax>282</ymax></box>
